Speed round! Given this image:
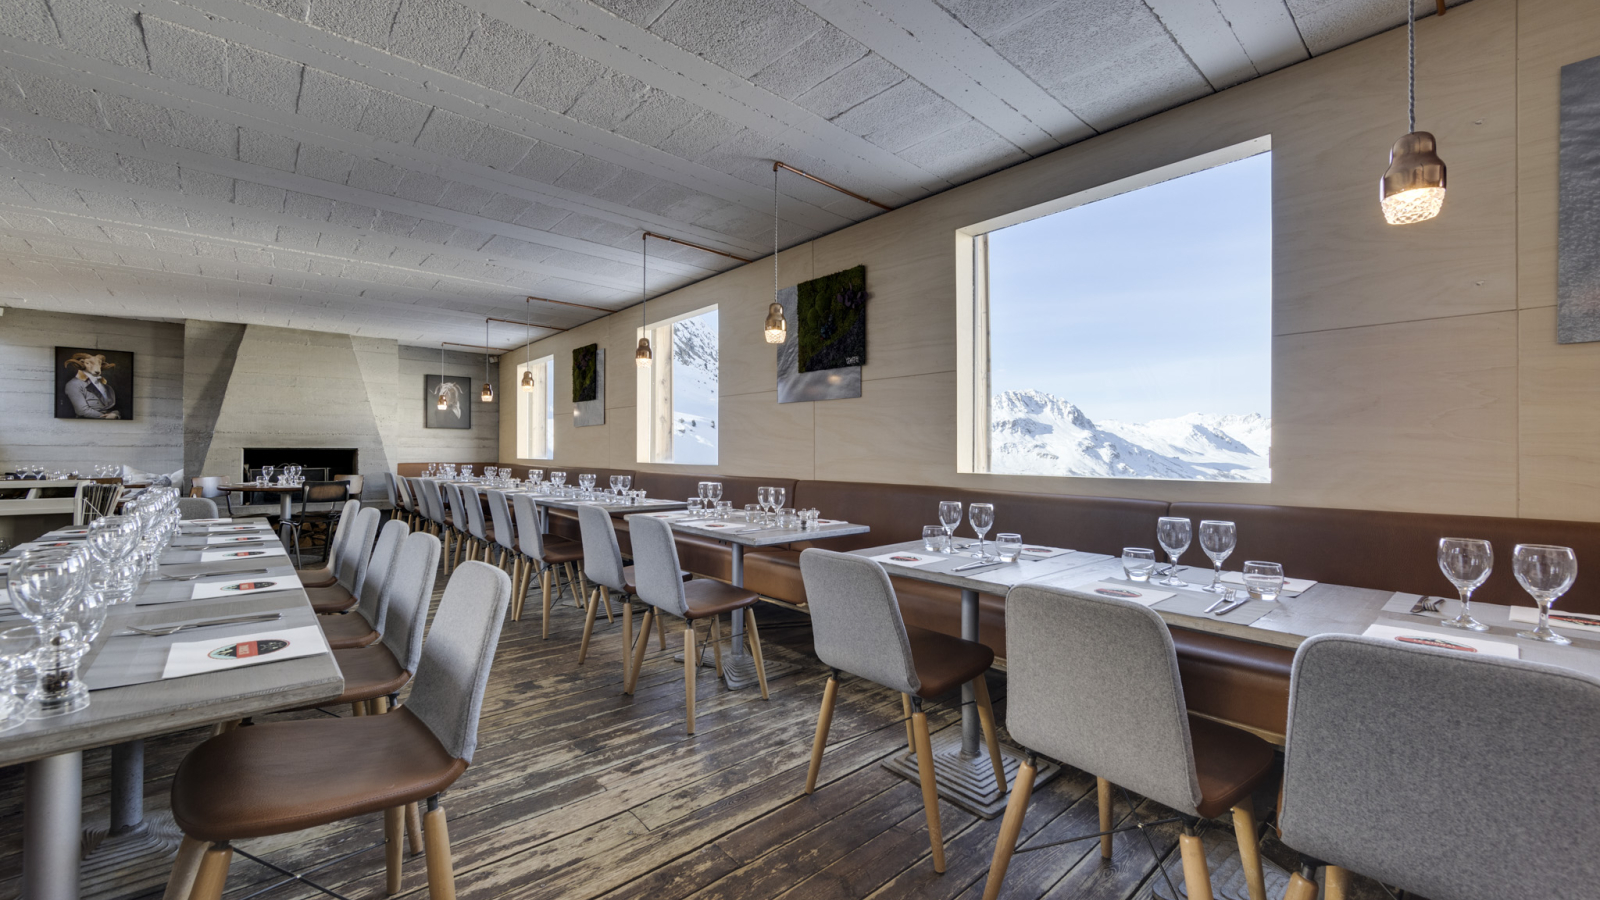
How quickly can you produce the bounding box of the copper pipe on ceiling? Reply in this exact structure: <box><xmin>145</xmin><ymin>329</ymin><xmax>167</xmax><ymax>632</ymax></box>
<box><xmin>526</xmin><ymin>295</ymin><xmax>614</xmax><ymax>313</ymax></box>
<box><xmin>773</xmin><ymin>161</ymin><xmax>894</xmax><ymax>211</ymax></box>
<box><xmin>486</xmin><ymin>315</ymin><xmax>568</xmax><ymax>332</ymax></box>
<box><xmin>1436</xmin><ymin>0</ymin><xmax>1446</xmax><ymax>14</ymax></box>
<box><xmin>442</xmin><ymin>341</ymin><xmax>512</xmax><ymax>354</ymax></box>
<box><xmin>641</xmin><ymin>231</ymin><xmax>754</xmax><ymax>263</ymax></box>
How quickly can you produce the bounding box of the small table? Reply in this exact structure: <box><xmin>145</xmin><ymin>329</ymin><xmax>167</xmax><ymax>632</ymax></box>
<box><xmin>217</xmin><ymin>483</ymin><xmax>302</xmax><ymax>546</ymax></box>
<box><xmin>641</xmin><ymin>515</ymin><xmax>870</xmax><ymax>690</ymax></box>
<box><xmin>852</xmin><ymin>540</ymin><xmax>1108</xmax><ymax>817</ymax></box>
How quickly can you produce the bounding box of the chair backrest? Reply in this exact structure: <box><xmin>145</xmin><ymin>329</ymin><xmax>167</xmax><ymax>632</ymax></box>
<box><xmin>336</xmin><ymin>506</ymin><xmax>381</xmax><ymax>592</ymax></box>
<box><xmin>379</xmin><ymin>531</ymin><xmax>441</xmax><ymax>671</ymax></box>
<box><xmin>486</xmin><ymin>490</ymin><xmax>516</xmax><ymax>551</ymax></box>
<box><xmin>337</xmin><ymin>473</ymin><xmax>364</xmax><ymax>496</ymax></box>
<box><xmin>442</xmin><ymin>484</ymin><xmax>465</xmax><ymax>530</ymax></box>
<box><xmin>797</xmin><ymin>549</ymin><xmax>920</xmax><ymax>695</ymax></box>
<box><xmin>177</xmin><ymin>497</ymin><xmax>218</xmax><ymax>520</ymax></box>
<box><xmin>627</xmin><ymin>516</ymin><xmax>689</xmax><ymax>617</ymax></box>
<box><xmin>356</xmin><ymin>519</ymin><xmax>409</xmax><ymax>630</ymax></box>
<box><xmin>322</xmin><ymin>498</ymin><xmax>361</xmax><ymax>569</ymax></box>
<box><xmin>511</xmin><ymin>493</ymin><xmax>545</xmax><ymax>558</ymax></box>
<box><xmin>74</xmin><ymin>482</ymin><xmax>122</xmax><ymax>525</ymax></box>
<box><xmin>1280</xmin><ymin>634</ymin><xmax>1600</xmax><ymax>900</ymax></box>
<box><xmin>302</xmin><ymin>481</ymin><xmax>349</xmax><ymax>507</ymax></box>
<box><xmin>461</xmin><ymin>486</ymin><xmax>488</xmax><ymax>540</ymax></box>
<box><xmin>394</xmin><ymin>475</ymin><xmax>415</xmax><ymax>513</ymax></box>
<box><xmin>1004</xmin><ymin>583</ymin><xmax>1202</xmax><ymax>817</ymax></box>
<box><xmin>384</xmin><ymin>472</ymin><xmax>399</xmax><ymax>508</ymax></box>
<box><xmin>418</xmin><ymin>479</ymin><xmax>445</xmax><ymax>525</ymax></box>
<box><xmin>191</xmin><ymin>476</ymin><xmax>225</xmax><ymax>499</ymax></box>
<box><xmin>404</xmin><ymin>560</ymin><xmax>510</xmax><ymax>763</ymax></box>
<box><xmin>578</xmin><ymin>505</ymin><xmax>627</xmax><ymax>593</ymax></box>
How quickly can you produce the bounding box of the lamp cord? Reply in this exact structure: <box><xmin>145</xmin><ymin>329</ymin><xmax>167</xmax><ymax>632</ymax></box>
<box><xmin>773</xmin><ymin>166</ymin><xmax>780</xmax><ymax>302</ymax></box>
<box><xmin>1407</xmin><ymin>0</ymin><xmax>1416</xmax><ymax>133</ymax></box>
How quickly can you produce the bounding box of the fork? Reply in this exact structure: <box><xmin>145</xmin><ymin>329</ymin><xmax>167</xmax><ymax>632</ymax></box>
<box><xmin>113</xmin><ymin>612</ymin><xmax>282</xmax><ymax>637</ymax></box>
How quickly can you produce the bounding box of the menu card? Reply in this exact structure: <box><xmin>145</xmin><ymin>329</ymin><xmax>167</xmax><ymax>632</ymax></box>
<box><xmin>190</xmin><ymin>577</ymin><xmax>297</xmax><ymax>601</ymax></box>
<box><xmin>162</xmin><ymin>625</ymin><xmax>328</xmax><ymax>679</ymax></box>
<box><xmin>199</xmin><ymin>546</ymin><xmax>287</xmax><ymax>562</ymax></box>
<box><xmin>1361</xmin><ymin>623</ymin><xmax>1519</xmax><ymax>658</ymax></box>
<box><xmin>206</xmin><ymin>534</ymin><xmax>278</xmax><ymax>545</ymax></box>
<box><xmin>15</xmin><ymin>540</ymin><xmax>81</xmax><ymax>552</ymax></box>
<box><xmin>1069</xmin><ymin>581</ymin><xmax>1174</xmax><ymax>606</ymax></box>
<box><xmin>1507</xmin><ymin>606</ymin><xmax>1600</xmax><ymax>635</ymax></box>
<box><xmin>869</xmin><ymin>551</ymin><xmax>943</xmax><ymax>568</ymax></box>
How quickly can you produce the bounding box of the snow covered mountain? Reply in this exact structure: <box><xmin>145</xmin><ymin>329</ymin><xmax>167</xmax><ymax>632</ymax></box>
<box><xmin>670</xmin><ymin>312</ymin><xmax>719</xmax><ymax>464</ymax></box>
<box><xmin>990</xmin><ymin>390</ymin><xmax>1270</xmax><ymax>482</ymax></box>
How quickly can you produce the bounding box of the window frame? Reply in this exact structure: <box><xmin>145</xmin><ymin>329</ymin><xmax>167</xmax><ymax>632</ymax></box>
<box><xmin>634</xmin><ymin>303</ymin><xmax>719</xmax><ymax>465</ymax></box>
<box><xmin>956</xmin><ymin>136</ymin><xmax>1272</xmax><ymax>476</ymax></box>
<box><xmin>515</xmin><ymin>354</ymin><xmax>555</xmax><ymax>461</ymax></box>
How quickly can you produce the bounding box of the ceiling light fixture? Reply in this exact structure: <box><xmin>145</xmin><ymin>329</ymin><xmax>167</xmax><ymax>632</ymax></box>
<box><xmin>765</xmin><ymin>164</ymin><xmax>787</xmax><ymax>344</ymax></box>
<box><xmin>480</xmin><ymin>319</ymin><xmax>496</xmax><ymax>402</ymax></box>
<box><xmin>1380</xmin><ymin>0</ymin><xmax>1446</xmax><ymax>225</ymax></box>
<box><xmin>436</xmin><ymin>344</ymin><xmax>449</xmax><ymax>411</ymax></box>
<box><xmin>636</xmin><ymin>234</ymin><xmax>652</xmax><ymax>368</ymax></box>
<box><xmin>520</xmin><ymin>298</ymin><xmax>535</xmax><ymax>390</ymax></box>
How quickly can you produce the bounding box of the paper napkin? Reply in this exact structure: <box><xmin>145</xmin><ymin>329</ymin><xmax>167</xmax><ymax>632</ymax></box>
<box><xmin>1361</xmin><ymin>623</ymin><xmax>1519</xmax><ymax>658</ymax></box>
<box><xmin>189</xmin><ymin>577</ymin><xmax>298</xmax><ymax>601</ymax></box>
<box><xmin>162</xmin><ymin>625</ymin><xmax>328</xmax><ymax>679</ymax></box>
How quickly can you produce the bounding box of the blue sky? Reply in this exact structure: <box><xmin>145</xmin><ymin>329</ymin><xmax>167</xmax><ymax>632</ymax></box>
<box><xmin>987</xmin><ymin>152</ymin><xmax>1272</xmax><ymax>423</ymax></box>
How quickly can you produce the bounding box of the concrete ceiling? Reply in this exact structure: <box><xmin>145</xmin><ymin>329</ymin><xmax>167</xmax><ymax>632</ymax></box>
<box><xmin>0</xmin><ymin>0</ymin><xmax>1461</xmax><ymax>349</ymax></box>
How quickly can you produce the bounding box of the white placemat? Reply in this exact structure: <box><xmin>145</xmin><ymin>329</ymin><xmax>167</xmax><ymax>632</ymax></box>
<box><xmin>1220</xmin><ymin>571</ymin><xmax>1318</xmax><ymax>594</ymax></box>
<box><xmin>1361</xmin><ymin>623</ymin><xmax>1519</xmax><ymax>658</ymax></box>
<box><xmin>868</xmin><ymin>550</ymin><xmax>944</xmax><ymax>568</ymax></box>
<box><xmin>199</xmin><ymin>546</ymin><xmax>287</xmax><ymax>562</ymax></box>
<box><xmin>190</xmin><ymin>577</ymin><xmax>298</xmax><ymax>601</ymax></box>
<box><xmin>1068</xmin><ymin>581</ymin><xmax>1174</xmax><ymax>606</ymax></box>
<box><xmin>202</xmin><ymin>524</ymin><xmax>271</xmax><ymax>533</ymax></box>
<box><xmin>14</xmin><ymin>540</ymin><xmax>83</xmax><ymax>552</ymax></box>
<box><xmin>184</xmin><ymin>518</ymin><xmax>235</xmax><ymax>525</ymax></box>
<box><xmin>206</xmin><ymin>534</ymin><xmax>278</xmax><ymax>545</ymax></box>
<box><xmin>1507</xmin><ymin>606</ymin><xmax>1600</xmax><ymax>634</ymax></box>
<box><xmin>1019</xmin><ymin>545</ymin><xmax>1072</xmax><ymax>559</ymax></box>
<box><xmin>162</xmin><ymin>624</ymin><xmax>328</xmax><ymax>679</ymax></box>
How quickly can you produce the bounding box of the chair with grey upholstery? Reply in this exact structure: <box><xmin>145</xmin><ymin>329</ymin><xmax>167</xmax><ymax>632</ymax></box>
<box><xmin>319</xmin><ymin>519</ymin><xmax>410</xmax><ymax>650</ymax></box>
<box><xmin>441</xmin><ymin>484</ymin><xmax>473</xmax><ymax>572</ymax></box>
<box><xmin>485</xmin><ymin>490</ymin><xmax>518</xmax><ymax>571</ymax></box>
<box><xmin>306</xmin><ymin>506</ymin><xmax>381</xmax><ymax>615</ymax></box>
<box><xmin>798</xmin><ymin>548</ymin><xmax>1005</xmax><ymax>874</ymax></box>
<box><xmin>394</xmin><ymin>475</ymin><xmax>419</xmax><ymax>529</ymax></box>
<box><xmin>177</xmin><ymin>497</ymin><xmax>218</xmax><ymax>520</ymax></box>
<box><xmin>459</xmin><ymin>486</ymin><xmax>493</xmax><ymax>563</ymax></box>
<box><xmin>318</xmin><ymin>531</ymin><xmax>442</xmax><ymax>716</ymax></box>
<box><xmin>576</xmin><ymin>505</ymin><xmax>683</xmax><ymax>684</ymax></box>
<box><xmin>297</xmin><ymin>499</ymin><xmax>360</xmax><ymax>588</ymax></box>
<box><xmin>628</xmin><ymin>515</ymin><xmax>769</xmax><ymax>734</ymax></box>
<box><xmin>1275</xmin><ymin>634</ymin><xmax>1600</xmax><ymax>900</ymax></box>
<box><xmin>164</xmin><ymin>558</ymin><xmax>510</xmax><ymax>900</ymax></box>
<box><xmin>416</xmin><ymin>479</ymin><xmax>452</xmax><ymax>560</ymax></box>
<box><xmin>982</xmin><ymin>583</ymin><xmax>1275</xmax><ymax>900</ymax></box>
<box><xmin>509</xmin><ymin>493</ymin><xmax>586</xmax><ymax>637</ymax></box>
<box><xmin>383</xmin><ymin>472</ymin><xmax>401</xmax><ymax>523</ymax></box>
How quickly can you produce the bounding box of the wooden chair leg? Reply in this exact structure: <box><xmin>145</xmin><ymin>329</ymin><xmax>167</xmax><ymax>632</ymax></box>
<box><xmin>805</xmin><ymin>675</ymin><xmax>838</xmax><ymax>794</ymax></box>
<box><xmin>1098</xmin><ymin>777</ymin><xmax>1114</xmax><ymax>860</ymax></box>
<box><xmin>683</xmin><ymin>620</ymin><xmax>697</xmax><ymax>734</ymax></box>
<box><xmin>372</xmin><ymin>695</ymin><xmax>391</xmax><ymax>714</ymax></box>
<box><xmin>972</xmin><ymin>675</ymin><xmax>1004</xmax><ymax>794</ymax></box>
<box><xmin>352</xmin><ymin>701</ymin><xmax>366</xmax><ymax>717</ymax></box>
<box><xmin>384</xmin><ymin>806</ymin><xmax>404</xmax><ymax>894</ymax></box>
<box><xmin>189</xmin><ymin>843</ymin><xmax>233</xmax><ymax>900</ymax></box>
<box><xmin>406</xmin><ymin>802</ymin><xmax>423</xmax><ymax>857</ymax></box>
<box><xmin>627</xmin><ymin>608</ymin><xmax>654</xmax><ymax>695</ymax></box>
<box><xmin>509</xmin><ymin>557</ymin><xmax>524</xmax><ymax>619</ymax></box>
<box><xmin>910</xmin><ymin>706</ymin><xmax>945</xmax><ymax>873</ymax></box>
<box><xmin>540</xmin><ymin>567</ymin><xmax>553</xmax><ymax>640</ymax></box>
<box><xmin>709</xmin><ymin>616</ymin><xmax>724</xmax><ymax>678</ymax></box>
<box><xmin>577</xmin><ymin>584</ymin><xmax>601</xmax><ymax>665</ymax></box>
<box><xmin>423</xmin><ymin>801</ymin><xmax>457</xmax><ymax>900</ymax></box>
<box><xmin>161</xmin><ymin>835</ymin><xmax>206</xmax><ymax>900</ymax></box>
<box><xmin>745</xmin><ymin>608</ymin><xmax>770</xmax><ymax>700</ymax></box>
<box><xmin>1233</xmin><ymin>800</ymin><xmax>1267</xmax><ymax>900</ymax></box>
<box><xmin>566</xmin><ymin>563</ymin><xmax>584</xmax><ymax>608</ymax></box>
<box><xmin>1179</xmin><ymin>828</ymin><xmax>1215</xmax><ymax>900</ymax></box>
<box><xmin>1283</xmin><ymin>872</ymin><xmax>1320</xmax><ymax>900</ymax></box>
<box><xmin>982</xmin><ymin>756</ymin><xmax>1037</xmax><ymax>900</ymax></box>
<box><xmin>621</xmin><ymin>596</ymin><xmax>634</xmax><ymax>687</ymax></box>
<box><xmin>1325</xmin><ymin>865</ymin><xmax>1350</xmax><ymax>900</ymax></box>
<box><xmin>657</xmin><ymin>610</ymin><xmax>667</xmax><ymax>650</ymax></box>
<box><xmin>901</xmin><ymin>694</ymin><xmax>915</xmax><ymax>751</ymax></box>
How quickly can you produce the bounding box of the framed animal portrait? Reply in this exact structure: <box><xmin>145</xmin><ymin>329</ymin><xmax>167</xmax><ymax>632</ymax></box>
<box><xmin>424</xmin><ymin>374</ymin><xmax>473</xmax><ymax>429</ymax></box>
<box><xmin>55</xmin><ymin>347</ymin><xmax>135</xmax><ymax>420</ymax></box>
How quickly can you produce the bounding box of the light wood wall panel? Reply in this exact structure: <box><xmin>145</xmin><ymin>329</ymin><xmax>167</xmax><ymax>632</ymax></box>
<box><xmin>492</xmin><ymin>0</ymin><xmax>1600</xmax><ymax>522</ymax></box>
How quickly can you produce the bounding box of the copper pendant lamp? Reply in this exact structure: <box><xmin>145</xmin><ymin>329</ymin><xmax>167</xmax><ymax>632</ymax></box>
<box><xmin>1380</xmin><ymin>0</ymin><xmax>1446</xmax><ymax>225</ymax></box>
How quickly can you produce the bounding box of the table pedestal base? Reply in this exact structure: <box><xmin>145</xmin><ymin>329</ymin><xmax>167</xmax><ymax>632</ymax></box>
<box><xmin>881</xmin><ymin>730</ymin><xmax>1060</xmax><ymax>819</ymax></box>
<box><xmin>79</xmin><ymin>812</ymin><xmax>185</xmax><ymax>900</ymax></box>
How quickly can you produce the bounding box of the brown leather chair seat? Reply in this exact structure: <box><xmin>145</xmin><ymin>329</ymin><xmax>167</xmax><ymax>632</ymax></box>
<box><xmin>540</xmin><ymin>534</ymin><xmax>583</xmax><ymax>564</ymax></box>
<box><xmin>171</xmin><ymin>708</ymin><xmax>465</xmax><ymax>842</ymax></box>
<box><xmin>297</xmin><ymin>562</ymin><xmax>337</xmax><ymax>588</ymax></box>
<box><xmin>619</xmin><ymin>564</ymin><xmax>690</xmax><ymax>596</ymax></box>
<box><xmin>1188</xmin><ymin>714</ymin><xmax>1277</xmax><ymax>818</ymax></box>
<box><xmin>307</xmin><ymin>583</ymin><xmax>357</xmax><ymax>615</ymax></box>
<box><xmin>681</xmin><ymin>579</ymin><xmax>758</xmax><ymax>620</ymax></box>
<box><xmin>331</xmin><ymin>645</ymin><xmax>410</xmax><ymax>704</ymax></box>
<box><xmin>319</xmin><ymin>612</ymin><xmax>378</xmax><ymax>649</ymax></box>
<box><xmin>905</xmin><ymin>624</ymin><xmax>995</xmax><ymax>699</ymax></box>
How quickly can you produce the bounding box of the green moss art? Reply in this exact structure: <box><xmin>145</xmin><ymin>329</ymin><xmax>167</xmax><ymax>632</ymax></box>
<box><xmin>796</xmin><ymin>265</ymin><xmax>867</xmax><ymax>373</ymax></box>
<box><xmin>572</xmin><ymin>343</ymin><xmax>599</xmax><ymax>403</ymax></box>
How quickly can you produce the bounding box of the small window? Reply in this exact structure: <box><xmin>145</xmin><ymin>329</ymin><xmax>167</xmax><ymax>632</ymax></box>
<box><xmin>958</xmin><ymin>138</ymin><xmax>1272</xmax><ymax>482</ymax></box>
<box><xmin>636</xmin><ymin>306</ymin><xmax>718</xmax><ymax>465</ymax></box>
<box><xmin>515</xmin><ymin>356</ymin><xmax>554</xmax><ymax>460</ymax></box>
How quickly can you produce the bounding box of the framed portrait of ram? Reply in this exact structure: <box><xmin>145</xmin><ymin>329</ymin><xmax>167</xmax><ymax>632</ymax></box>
<box><xmin>55</xmin><ymin>347</ymin><xmax>135</xmax><ymax>420</ymax></box>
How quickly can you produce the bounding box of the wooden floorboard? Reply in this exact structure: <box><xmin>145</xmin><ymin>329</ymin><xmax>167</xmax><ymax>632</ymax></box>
<box><xmin>0</xmin><ymin>552</ymin><xmax>1401</xmax><ymax>900</ymax></box>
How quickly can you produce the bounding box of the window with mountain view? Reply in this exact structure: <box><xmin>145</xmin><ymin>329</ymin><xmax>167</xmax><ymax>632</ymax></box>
<box><xmin>636</xmin><ymin>306</ymin><xmax>718</xmax><ymax>465</ymax></box>
<box><xmin>515</xmin><ymin>355</ymin><xmax>554</xmax><ymax>460</ymax></box>
<box><xmin>973</xmin><ymin>142</ymin><xmax>1272</xmax><ymax>482</ymax></box>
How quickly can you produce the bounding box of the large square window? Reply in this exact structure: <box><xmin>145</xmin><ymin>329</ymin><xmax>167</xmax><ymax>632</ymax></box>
<box><xmin>636</xmin><ymin>306</ymin><xmax>718</xmax><ymax>465</ymax></box>
<box><xmin>515</xmin><ymin>356</ymin><xmax>554</xmax><ymax>460</ymax></box>
<box><xmin>959</xmin><ymin>138</ymin><xmax>1272</xmax><ymax>482</ymax></box>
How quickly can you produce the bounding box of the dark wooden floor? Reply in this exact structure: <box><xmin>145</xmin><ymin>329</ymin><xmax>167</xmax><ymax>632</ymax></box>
<box><xmin>0</xmin><ymin>559</ymin><xmax>1393</xmax><ymax>900</ymax></box>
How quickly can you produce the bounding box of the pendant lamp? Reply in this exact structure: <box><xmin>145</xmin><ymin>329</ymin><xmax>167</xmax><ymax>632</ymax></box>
<box><xmin>520</xmin><ymin>298</ymin><xmax>535</xmax><ymax>390</ymax></box>
<box><xmin>636</xmin><ymin>234</ymin><xmax>653</xmax><ymax>367</ymax></box>
<box><xmin>764</xmin><ymin>165</ymin><xmax>787</xmax><ymax>344</ymax></box>
<box><xmin>480</xmin><ymin>320</ymin><xmax>496</xmax><ymax>402</ymax></box>
<box><xmin>436</xmin><ymin>345</ymin><xmax>449</xmax><ymax>410</ymax></box>
<box><xmin>1380</xmin><ymin>0</ymin><xmax>1446</xmax><ymax>225</ymax></box>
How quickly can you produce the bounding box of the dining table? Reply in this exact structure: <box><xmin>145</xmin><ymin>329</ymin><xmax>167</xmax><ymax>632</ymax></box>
<box><xmin>1</xmin><ymin>518</ymin><xmax>344</xmax><ymax>900</ymax></box>
<box><xmin>216</xmin><ymin>482</ymin><xmax>304</xmax><ymax>546</ymax></box>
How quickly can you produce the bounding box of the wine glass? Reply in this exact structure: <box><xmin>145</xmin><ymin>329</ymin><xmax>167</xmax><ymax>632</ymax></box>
<box><xmin>758</xmin><ymin>487</ymin><xmax>772</xmax><ymax>522</ymax></box>
<box><xmin>939</xmin><ymin>501</ymin><xmax>962</xmax><ymax>554</ymax></box>
<box><xmin>1512</xmin><ymin>544</ymin><xmax>1578</xmax><ymax>645</ymax></box>
<box><xmin>1438</xmin><ymin>537</ymin><xmax>1493</xmax><ymax>631</ymax></box>
<box><xmin>609</xmin><ymin>475</ymin><xmax>621</xmax><ymax>496</ymax></box>
<box><xmin>708</xmin><ymin>482</ymin><xmax>723</xmax><ymax>507</ymax></box>
<box><xmin>1198</xmin><ymin>521</ymin><xmax>1237</xmax><ymax>594</ymax></box>
<box><xmin>618</xmin><ymin>475</ymin><xmax>632</xmax><ymax>494</ymax></box>
<box><xmin>969</xmin><ymin>503</ymin><xmax>995</xmax><ymax>561</ymax></box>
<box><xmin>771</xmin><ymin>486</ymin><xmax>785</xmax><ymax>519</ymax></box>
<box><xmin>1156</xmin><ymin>517</ymin><xmax>1192</xmax><ymax>587</ymax></box>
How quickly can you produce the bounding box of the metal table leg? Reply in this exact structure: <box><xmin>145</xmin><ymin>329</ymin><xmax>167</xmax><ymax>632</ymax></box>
<box><xmin>80</xmin><ymin>740</ymin><xmax>184</xmax><ymax>899</ymax></box>
<box><xmin>882</xmin><ymin>588</ymin><xmax>1059</xmax><ymax>819</ymax></box>
<box><xmin>278</xmin><ymin>493</ymin><xmax>294</xmax><ymax>547</ymax></box>
<box><xmin>24</xmin><ymin>751</ymin><xmax>82</xmax><ymax>900</ymax></box>
<box><xmin>720</xmin><ymin>543</ymin><xmax>799</xmax><ymax>690</ymax></box>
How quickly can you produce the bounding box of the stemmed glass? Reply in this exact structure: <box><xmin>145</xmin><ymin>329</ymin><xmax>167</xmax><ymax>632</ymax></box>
<box><xmin>770</xmin><ymin>486</ymin><xmax>786</xmax><ymax>521</ymax></box>
<box><xmin>968</xmin><ymin>503</ymin><xmax>995</xmax><ymax>561</ymax></box>
<box><xmin>609</xmin><ymin>475</ymin><xmax>621</xmax><ymax>497</ymax></box>
<box><xmin>618</xmin><ymin>475</ymin><xmax>631</xmax><ymax>495</ymax></box>
<box><xmin>757</xmin><ymin>487</ymin><xmax>772</xmax><ymax>523</ymax></box>
<box><xmin>259</xmin><ymin>465</ymin><xmax>274</xmax><ymax>486</ymax></box>
<box><xmin>1512</xmin><ymin>544</ymin><xmax>1578</xmax><ymax>644</ymax></box>
<box><xmin>1156</xmin><ymin>517</ymin><xmax>1192</xmax><ymax>587</ymax></box>
<box><xmin>707</xmin><ymin>482</ymin><xmax>723</xmax><ymax>517</ymax></box>
<box><xmin>1198</xmin><ymin>520</ymin><xmax>1237</xmax><ymax>594</ymax></box>
<box><xmin>1438</xmin><ymin>537</ymin><xmax>1493</xmax><ymax>631</ymax></box>
<box><xmin>528</xmin><ymin>470</ymin><xmax>544</xmax><ymax>489</ymax></box>
<box><xmin>550</xmin><ymin>471</ymin><xmax>566</xmax><ymax>491</ymax></box>
<box><xmin>9</xmin><ymin>549</ymin><xmax>92</xmax><ymax>717</ymax></box>
<box><xmin>939</xmin><ymin>501</ymin><xmax>962</xmax><ymax>554</ymax></box>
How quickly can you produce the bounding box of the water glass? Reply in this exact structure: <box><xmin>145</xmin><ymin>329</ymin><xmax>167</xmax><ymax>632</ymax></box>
<box><xmin>968</xmin><ymin>503</ymin><xmax>995</xmax><ymax>561</ymax></box>
<box><xmin>1438</xmin><ymin>537</ymin><xmax>1493</xmax><ymax>631</ymax></box>
<box><xmin>1198</xmin><ymin>520</ymin><xmax>1237</xmax><ymax>594</ymax></box>
<box><xmin>1243</xmin><ymin>561</ymin><xmax>1285</xmax><ymax>601</ymax></box>
<box><xmin>688</xmin><ymin>497</ymin><xmax>704</xmax><ymax>516</ymax></box>
<box><xmin>1513</xmin><ymin>544</ymin><xmax>1578</xmax><ymax>644</ymax></box>
<box><xmin>777</xmin><ymin>508</ymin><xmax>799</xmax><ymax>529</ymax></box>
<box><xmin>1156</xmin><ymin>517</ymin><xmax>1192</xmax><ymax>587</ymax></box>
<box><xmin>745</xmin><ymin>504</ymin><xmax>762</xmax><ymax>523</ymax></box>
<box><xmin>1122</xmin><ymin>548</ymin><xmax>1157</xmax><ymax>582</ymax></box>
<box><xmin>938</xmin><ymin>501</ymin><xmax>962</xmax><ymax>554</ymax></box>
<box><xmin>717</xmin><ymin>500</ymin><xmax>733</xmax><ymax>519</ymax></box>
<box><xmin>996</xmin><ymin>533</ymin><xmax>1023</xmax><ymax>563</ymax></box>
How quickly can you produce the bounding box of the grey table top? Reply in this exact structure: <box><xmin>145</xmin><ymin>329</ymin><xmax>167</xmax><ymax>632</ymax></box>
<box><xmin>640</xmin><ymin>514</ymin><xmax>870</xmax><ymax>548</ymax></box>
<box><xmin>852</xmin><ymin>540</ymin><xmax>1108</xmax><ymax>593</ymax></box>
<box><xmin>0</xmin><ymin>519</ymin><xmax>344</xmax><ymax>767</ymax></box>
<box><xmin>525</xmin><ymin>495</ymin><xmax>688</xmax><ymax>514</ymax></box>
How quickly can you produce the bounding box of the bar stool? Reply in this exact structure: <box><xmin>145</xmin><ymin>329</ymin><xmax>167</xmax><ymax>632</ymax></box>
<box><xmin>306</xmin><ymin>507</ymin><xmax>381</xmax><ymax>615</ymax></box>
<box><xmin>628</xmin><ymin>515</ymin><xmax>770</xmax><ymax>734</ymax></box>
<box><xmin>1277</xmin><ymin>634</ymin><xmax>1600</xmax><ymax>900</ymax></box>
<box><xmin>797</xmin><ymin>548</ymin><xmax>1005</xmax><ymax>874</ymax></box>
<box><xmin>576</xmin><ymin>505</ymin><xmax>682</xmax><ymax>685</ymax></box>
<box><xmin>983</xmin><ymin>583</ymin><xmax>1275</xmax><ymax>900</ymax></box>
<box><xmin>509</xmin><ymin>493</ymin><xmax>586</xmax><ymax>638</ymax></box>
<box><xmin>298</xmin><ymin>499</ymin><xmax>360</xmax><ymax>588</ymax></box>
<box><xmin>319</xmin><ymin>519</ymin><xmax>409</xmax><ymax>650</ymax></box>
<box><xmin>163</xmin><ymin>560</ymin><xmax>511</xmax><ymax>900</ymax></box>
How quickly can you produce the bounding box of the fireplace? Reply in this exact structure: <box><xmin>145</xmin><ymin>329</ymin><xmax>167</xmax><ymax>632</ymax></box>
<box><xmin>242</xmin><ymin>448</ymin><xmax>358</xmax><ymax>483</ymax></box>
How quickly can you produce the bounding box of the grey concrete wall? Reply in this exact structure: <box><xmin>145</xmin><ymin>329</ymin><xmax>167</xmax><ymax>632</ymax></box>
<box><xmin>396</xmin><ymin>345</ymin><xmax>500</xmax><ymax>465</ymax></box>
<box><xmin>182</xmin><ymin>320</ymin><xmax>246</xmax><ymax>479</ymax></box>
<box><xmin>0</xmin><ymin>308</ymin><xmax>184</xmax><ymax>477</ymax></box>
